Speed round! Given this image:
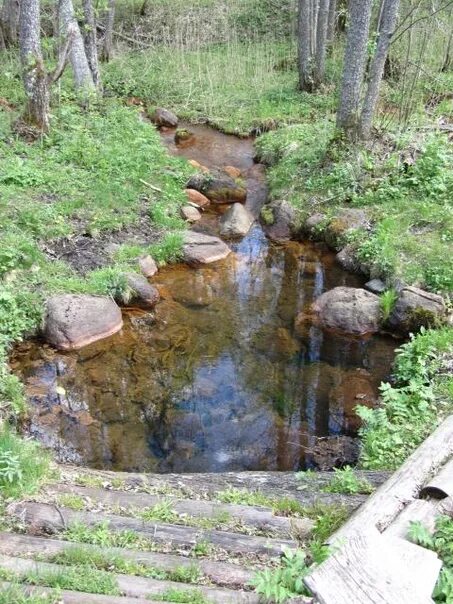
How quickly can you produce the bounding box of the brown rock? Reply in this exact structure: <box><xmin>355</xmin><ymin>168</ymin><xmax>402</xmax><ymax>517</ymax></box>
<box><xmin>311</xmin><ymin>436</ymin><xmax>360</xmax><ymax>470</ymax></box>
<box><xmin>44</xmin><ymin>295</ymin><xmax>123</xmax><ymax>351</ymax></box>
<box><xmin>125</xmin><ymin>273</ymin><xmax>160</xmax><ymax>307</ymax></box>
<box><xmin>325</xmin><ymin>209</ymin><xmax>370</xmax><ymax>250</ymax></box>
<box><xmin>187</xmin><ymin>173</ymin><xmax>246</xmax><ymax>204</ymax></box>
<box><xmin>265</xmin><ymin>201</ymin><xmax>297</xmax><ymax>242</ymax></box>
<box><xmin>329</xmin><ymin>369</ymin><xmax>377</xmax><ymax>432</ymax></box>
<box><xmin>150</xmin><ymin>107</ymin><xmax>178</xmax><ymax>128</ymax></box>
<box><xmin>184</xmin><ymin>189</ymin><xmax>210</xmax><ymax>208</ymax></box>
<box><xmin>180</xmin><ymin>205</ymin><xmax>202</xmax><ymax>222</ymax></box>
<box><xmin>224</xmin><ymin>165</ymin><xmax>242</xmax><ymax>179</ymax></box>
<box><xmin>313</xmin><ymin>287</ymin><xmax>381</xmax><ymax>336</ymax></box>
<box><xmin>389</xmin><ymin>286</ymin><xmax>446</xmax><ymax>333</ymax></box>
<box><xmin>183</xmin><ymin>231</ymin><xmax>231</xmax><ymax>265</ymax></box>
<box><xmin>138</xmin><ymin>255</ymin><xmax>158</xmax><ymax>278</ymax></box>
<box><xmin>188</xmin><ymin>160</ymin><xmax>209</xmax><ymax>173</ymax></box>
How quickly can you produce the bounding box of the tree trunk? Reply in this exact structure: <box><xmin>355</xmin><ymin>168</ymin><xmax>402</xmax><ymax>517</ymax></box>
<box><xmin>82</xmin><ymin>0</ymin><xmax>100</xmax><ymax>87</ymax></box>
<box><xmin>101</xmin><ymin>0</ymin><xmax>115</xmax><ymax>62</ymax></box>
<box><xmin>360</xmin><ymin>0</ymin><xmax>401</xmax><ymax>139</ymax></box>
<box><xmin>1</xmin><ymin>0</ymin><xmax>20</xmax><ymax>47</ymax></box>
<box><xmin>327</xmin><ymin>0</ymin><xmax>337</xmax><ymax>45</ymax></box>
<box><xmin>314</xmin><ymin>0</ymin><xmax>330</xmax><ymax>86</ymax></box>
<box><xmin>19</xmin><ymin>0</ymin><xmax>49</xmax><ymax>131</ymax></box>
<box><xmin>336</xmin><ymin>0</ymin><xmax>373</xmax><ymax>139</ymax></box>
<box><xmin>298</xmin><ymin>0</ymin><xmax>314</xmax><ymax>91</ymax></box>
<box><xmin>58</xmin><ymin>0</ymin><xmax>95</xmax><ymax>92</ymax></box>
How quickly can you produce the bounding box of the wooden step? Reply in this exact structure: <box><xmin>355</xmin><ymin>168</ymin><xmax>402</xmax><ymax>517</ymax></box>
<box><xmin>0</xmin><ymin>555</ymin><xmax>260</xmax><ymax>603</ymax></box>
<box><xmin>47</xmin><ymin>483</ymin><xmax>313</xmax><ymax>537</ymax></box>
<box><xmin>0</xmin><ymin>532</ymin><xmax>254</xmax><ymax>588</ymax></box>
<box><xmin>8</xmin><ymin>501</ymin><xmax>297</xmax><ymax>557</ymax></box>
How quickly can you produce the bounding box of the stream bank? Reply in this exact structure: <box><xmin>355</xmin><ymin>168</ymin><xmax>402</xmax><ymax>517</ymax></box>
<box><xmin>11</xmin><ymin>123</ymin><xmax>397</xmax><ymax>473</ymax></box>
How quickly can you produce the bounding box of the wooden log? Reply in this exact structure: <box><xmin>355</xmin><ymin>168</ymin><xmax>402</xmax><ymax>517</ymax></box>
<box><xmin>330</xmin><ymin>415</ymin><xmax>453</xmax><ymax>544</ymax></box>
<box><xmin>0</xmin><ymin>555</ymin><xmax>260</xmax><ymax>603</ymax></box>
<box><xmin>48</xmin><ymin>483</ymin><xmax>313</xmax><ymax>538</ymax></box>
<box><xmin>7</xmin><ymin>502</ymin><xmax>296</xmax><ymax>557</ymax></box>
<box><xmin>305</xmin><ymin>528</ymin><xmax>440</xmax><ymax>604</ymax></box>
<box><xmin>383</xmin><ymin>499</ymin><xmax>440</xmax><ymax>540</ymax></box>
<box><xmin>420</xmin><ymin>457</ymin><xmax>453</xmax><ymax>500</ymax></box>
<box><xmin>0</xmin><ymin>532</ymin><xmax>254</xmax><ymax>588</ymax></box>
<box><xmin>439</xmin><ymin>496</ymin><xmax>453</xmax><ymax>517</ymax></box>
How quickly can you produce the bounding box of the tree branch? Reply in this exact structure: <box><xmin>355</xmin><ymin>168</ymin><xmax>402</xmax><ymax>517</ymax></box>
<box><xmin>391</xmin><ymin>0</ymin><xmax>453</xmax><ymax>46</ymax></box>
<box><xmin>48</xmin><ymin>23</ymin><xmax>75</xmax><ymax>84</ymax></box>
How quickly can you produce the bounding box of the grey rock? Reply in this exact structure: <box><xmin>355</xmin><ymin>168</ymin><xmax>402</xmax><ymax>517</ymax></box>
<box><xmin>187</xmin><ymin>172</ymin><xmax>246</xmax><ymax>204</ymax></box>
<box><xmin>183</xmin><ymin>231</ymin><xmax>231</xmax><ymax>265</ymax></box>
<box><xmin>220</xmin><ymin>203</ymin><xmax>254</xmax><ymax>238</ymax></box>
<box><xmin>305</xmin><ymin>213</ymin><xmax>326</xmax><ymax>233</ymax></box>
<box><xmin>44</xmin><ymin>295</ymin><xmax>123</xmax><ymax>351</ymax></box>
<box><xmin>125</xmin><ymin>273</ymin><xmax>160</xmax><ymax>307</ymax></box>
<box><xmin>150</xmin><ymin>107</ymin><xmax>178</xmax><ymax>128</ymax></box>
<box><xmin>336</xmin><ymin>246</ymin><xmax>360</xmax><ymax>273</ymax></box>
<box><xmin>365</xmin><ymin>279</ymin><xmax>387</xmax><ymax>295</ymax></box>
<box><xmin>313</xmin><ymin>286</ymin><xmax>381</xmax><ymax>336</ymax></box>
<box><xmin>138</xmin><ymin>255</ymin><xmax>158</xmax><ymax>278</ymax></box>
<box><xmin>389</xmin><ymin>286</ymin><xmax>446</xmax><ymax>333</ymax></box>
<box><xmin>265</xmin><ymin>200</ymin><xmax>297</xmax><ymax>242</ymax></box>
<box><xmin>325</xmin><ymin>208</ymin><xmax>370</xmax><ymax>250</ymax></box>
<box><xmin>180</xmin><ymin>205</ymin><xmax>202</xmax><ymax>222</ymax></box>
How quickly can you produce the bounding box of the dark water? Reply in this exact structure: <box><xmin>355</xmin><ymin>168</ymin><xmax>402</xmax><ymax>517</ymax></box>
<box><xmin>11</xmin><ymin>125</ymin><xmax>397</xmax><ymax>473</ymax></box>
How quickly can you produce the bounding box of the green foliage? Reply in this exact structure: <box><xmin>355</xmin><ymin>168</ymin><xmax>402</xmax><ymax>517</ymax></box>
<box><xmin>57</xmin><ymin>494</ymin><xmax>85</xmax><ymax>511</ymax></box>
<box><xmin>25</xmin><ymin>566</ymin><xmax>120</xmax><ymax>596</ymax></box>
<box><xmin>379</xmin><ymin>289</ymin><xmax>398</xmax><ymax>323</ymax></box>
<box><xmin>0</xmin><ymin>429</ymin><xmax>49</xmax><ymax>499</ymax></box>
<box><xmin>322</xmin><ymin>466</ymin><xmax>374</xmax><ymax>495</ymax></box>
<box><xmin>140</xmin><ymin>500</ymin><xmax>179</xmax><ymax>523</ymax></box>
<box><xmin>154</xmin><ymin>587</ymin><xmax>210</xmax><ymax>603</ymax></box>
<box><xmin>0</xmin><ymin>584</ymin><xmax>59</xmax><ymax>604</ymax></box>
<box><xmin>149</xmin><ymin>232</ymin><xmax>184</xmax><ymax>265</ymax></box>
<box><xmin>62</xmin><ymin>521</ymin><xmax>151</xmax><ymax>551</ymax></box>
<box><xmin>358</xmin><ymin>328</ymin><xmax>453</xmax><ymax>470</ymax></box>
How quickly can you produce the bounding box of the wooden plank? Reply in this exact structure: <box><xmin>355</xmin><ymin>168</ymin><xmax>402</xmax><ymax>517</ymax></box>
<box><xmin>0</xmin><ymin>532</ymin><xmax>254</xmax><ymax>588</ymax></box>
<box><xmin>305</xmin><ymin>529</ymin><xmax>439</xmax><ymax>604</ymax></box>
<box><xmin>384</xmin><ymin>499</ymin><xmax>440</xmax><ymax>540</ymax></box>
<box><xmin>7</xmin><ymin>502</ymin><xmax>296</xmax><ymax>557</ymax></box>
<box><xmin>0</xmin><ymin>582</ymin><xmax>156</xmax><ymax>603</ymax></box>
<box><xmin>439</xmin><ymin>496</ymin><xmax>453</xmax><ymax>517</ymax></box>
<box><xmin>48</xmin><ymin>483</ymin><xmax>313</xmax><ymax>538</ymax></box>
<box><xmin>330</xmin><ymin>415</ymin><xmax>453</xmax><ymax>544</ymax></box>
<box><xmin>0</xmin><ymin>555</ymin><xmax>260</xmax><ymax>603</ymax></box>
<box><xmin>420</xmin><ymin>457</ymin><xmax>453</xmax><ymax>500</ymax></box>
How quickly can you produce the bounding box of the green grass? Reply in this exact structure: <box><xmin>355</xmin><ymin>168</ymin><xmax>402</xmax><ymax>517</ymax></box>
<box><xmin>56</xmin><ymin>494</ymin><xmax>85</xmax><ymax>511</ymax></box>
<box><xmin>153</xmin><ymin>587</ymin><xmax>211</xmax><ymax>603</ymax></box>
<box><xmin>62</xmin><ymin>521</ymin><xmax>152</xmax><ymax>551</ymax></box>
<box><xmin>24</xmin><ymin>566</ymin><xmax>120</xmax><ymax>596</ymax></box>
<box><xmin>0</xmin><ymin>584</ymin><xmax>59</xmax><ymax>604</ymax></box>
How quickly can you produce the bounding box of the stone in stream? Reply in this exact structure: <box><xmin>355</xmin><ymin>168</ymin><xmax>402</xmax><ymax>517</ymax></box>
<box><xmin>125</xmin><ymin>273</ymin><xmax>160</xmax><ymax>307</ymax></box>
<box><xmin>138</xmin><ymin>255</ymin><xmax>158</xmax><ymax>278</ymax></box>
<box><xmin>44</xmin><ymin>295</ymin><xmax>123</xmax><ymax>351</ymax></box>
<box><xmin>150</xmin><ymin>107</ymin><xmax>178</xmax><ymax>128</ymax></box>
<box><xmin>187</xmin><ymin>172</ymin><xmax>246</xmax><ymax>204</ymax></box>
<box><xmin>185</xmin><ymin>188</ymin><xmax>210</xmax><ymax>208</ymax></box>
<box><xmin>264</xmin><ymin>200</ymin><xmax>297</xmax><ymax>242</ymax></box>
<box><xmin>224</xmin><ymin>165</ymin><xmax>242</xmax><ymax>179</ymax></box>
<box><xmin>182</xmin><ymin>231</ymin><xmax>231</xmax><ymax>265</ymax></box>
<box><xmin>388</xmin><ymin>286</ymin><xmax>446</xmax><ymax>333</ymax></box>
<box><xmin>180</xmin><ymin>205</ymin><xmax>202</xmax><ymax>222</ymax></box>
<box><xmin>365</xmin><ymin>279</ymin><xmax>387</xmax><ymax>295</ymax></box>
<box><xmin>220</xmin><ymin>203</ymin><xmax>254</xmax><ymax>238</ymax></box>
<box><xmin>312</xmin><ymin>287</ymin><xmax>381</xmax><ymax>336</ymax></box>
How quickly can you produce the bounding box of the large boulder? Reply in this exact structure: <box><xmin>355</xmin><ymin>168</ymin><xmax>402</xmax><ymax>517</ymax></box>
<box><xmin>125</xmin><ymin>273</ymin><xmax>160</xmax><ymax>307</ymax></box>
<box><xmin>389</xmin><ymin>286</ymin><xmax>446</xmax><ymax>333</ymax></box>
<box><xmin>44</xmin><ymin>295</ymin><xmax>123</xmax><ymax>351</ymax></box>
<box><xmin>220</xmin><ymin>203</ymin><xmax>254</xmax><ymax>238</ymax></box>
<box><xmin>183</xmin><ymin>231</ymin><xmax>231</xmax><ymax>265</ymax></box>
<box><xmin>150</xmin><ymin>107</ymin><xmax>178</xmax><ymax>128</ymax></box>
<box><xmin>264</xmin><ymin>201</ymin><xmax>298</xmax><ymax>242</ymax></box>
<box><xmin>187</xmin><ymin>172</ymin><xmax>246</xmax><ymax>204</ymax></box>
<box><xmin>313</xmin><ymin>287</ymin><xmax>381</xmax><ymax>336</ymax></box>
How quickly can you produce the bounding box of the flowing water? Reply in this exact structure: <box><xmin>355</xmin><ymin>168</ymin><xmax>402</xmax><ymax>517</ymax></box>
<box><xmin>11</xmin><ymin>124</ymin><xmax>397</xmax><ymax>473</ymax></box>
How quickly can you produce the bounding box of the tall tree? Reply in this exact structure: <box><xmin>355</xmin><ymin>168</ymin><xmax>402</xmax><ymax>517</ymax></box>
<box><xmin>298</xmin><ymin>0</ymin><xmax>314</xmax><ymax>91</ymax></box>
<box><xmin>326</xmin><ymin>0</ymin><xmax>337</xmax><ymax>45</ymax></box>
<box><xmin>336</xmin><ymin>0</ymin><xmax>373</xmax><ymax>139</ymax></box>
<box><xmin>1</xmin><ymin>0</ymin><xmax>20</xmax><ymax>47</ymax></box>
<box><xmin>58</xmin><ymin>0</ymin><xmax>95</xmax><ymax>92</ymax></box>
<box><xmin>360</xmin><ymin>0</ymin><xmax>401</xmax><ymax>138</ymax></box>
<box><xmin>101</xmin><ymin>0</ymin><xmax>115</xmax><ymax>62</ymax></box>
<box><xmin>82</xmin><ymin>0</ymin><xmax>101</xmax><ymax>87</ymax></box>
<box><xmin>314</xmin><ymin>0</ymin><xmax>330</xmax><ymax>86</ymax></box>
<box><xmin>19</xmin><ymin>0</ymin><xmax>49</xmax><ymax>130</ymax></box>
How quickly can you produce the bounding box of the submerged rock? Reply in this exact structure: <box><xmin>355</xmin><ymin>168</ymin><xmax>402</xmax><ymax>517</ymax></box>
<box><xmin>175</xmin><ymin>128</ymin><xmax>194</xmax><ymax>144</ymax></box>
<box><xmin>185</xmin><ymin>189</ymin><xmax>210</xmax><ymax>208</ymax></box>
<box><xmin>220</xmin><ymin>203</ymin><xmax>254</xmax><ymax>238</ymax></box>
<box><xmin>187</xmin><ymin>172</ymin><xmax>246</xmax><ymax>204</ymax></box>
<box><xmin>125</xmin><ymin>273</ymin><xmax>160</xmax><ymax>307</ymax></box>
<box><xmin>180</xmin><ymin>205</ymin><xmax>202</xmax><ymax>222</ymax></box>
<box><xmin>182</xmin><ymin>231</ymin><xmax>231</xmax><ymax>265</ymax></box>
<box><xmin>44</xmin><ymin>295</ymin><xmax>123</xmax><ymax>351</ymax></box>
<box><xmin>150</xmin><ymin>107</ymin><xmax>178</xmax><ymax>128</ymax></box>
<box><xmin>389</xmin><ymin>286</ymin><xmax>446</xmax><ymax>333</ymax></box>
<box><xmin>313</xmin><ymin>287</ymin><xmax>381</xmax><ymax>336</ymax></box>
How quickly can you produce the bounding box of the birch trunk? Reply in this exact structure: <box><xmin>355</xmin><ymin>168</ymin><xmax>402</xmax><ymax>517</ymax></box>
<box><xmin>19</xmin><ymin>0</ymin><xmax>49</xmax><ymax>131</ymax></box>
<box><xmin>0</xmin><ymin>0</ymin><xmax>19</xmax><ymax>47</ymax></box>
<box><xmin>101</xmin><ymin>0</ymin><xmax>115</xmax><ymax>62</ymax></box>
<box><xmin>336</xmin><ymin>0</ymin><xmax>373</xmax><ymax>139</ymax></box>
<box><xmin>298</xmin><ymin>0</ymin><xmax>314</xmax><ymax>91</ymax></box>
<box><xmin>360</xmin><ymin>0</ymin><xmax>401</xmax><ymax>139</ymax></box>
<box><xmin>82</xmin><ymin>0</ymin><xmax>100</xmax><ymax>87</ymax></box>
<box><xmin>58</xmin><ymin>0</ymin><xmax>95</xmax><ymax>92</ymax></box>
<box><xmin>326</xmin><ymin>0</ymin><xmax>337</xmax><ymax>44</ymax></box>
<box><xmin>314</xmin><ymin>0</ymin><xmax>330</xmax><ymax>86</ymax></box>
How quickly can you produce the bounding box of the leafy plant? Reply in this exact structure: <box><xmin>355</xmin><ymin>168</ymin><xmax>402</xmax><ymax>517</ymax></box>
<box><xmin>322</xmin><ymin>466</ymin><xmax>374</xmax><ymax>495</ymax></box>
<box><xmin>379</xmin><ymin>289</ymin><xmax>398</xmax><ymax>323</ymax></box>
<box><xmin>154</xmin><ymin>587</ymin><xmax>210</xmax><ymax>603</ymax></box>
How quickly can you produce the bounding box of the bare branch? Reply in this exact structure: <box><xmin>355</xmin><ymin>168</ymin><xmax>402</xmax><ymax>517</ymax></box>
<box><xmin>48</xmin><ymin>23</ymin><xmax>75</xmax><ymax>84</ymax></box>
<box><xmin>392</xmin><ymin>0</ymin><xmax>453</xmax><ymax>46</ymax></box>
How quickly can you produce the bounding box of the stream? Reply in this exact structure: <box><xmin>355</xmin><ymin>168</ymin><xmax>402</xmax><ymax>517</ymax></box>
<box><xmin>11</xmin><ymin>124</ymin><xmax>397</xmax><ymax>473</ymax></box>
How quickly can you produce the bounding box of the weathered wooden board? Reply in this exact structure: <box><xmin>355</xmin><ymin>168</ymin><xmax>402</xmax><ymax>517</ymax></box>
<box><xmin>48</xmin><ymin>483</ymin><xmax>313</xmax><ymax>537</ymax></box>
<box><xmin>330</xmin><ymin>415</ymin><xmax>453</xmax><ymax>544</ymax></box>
<box><xmin>420</xmin><ymin>457</ymin><xmax>453</xmax><ymax>500</ymax></box>
<box><xmin>7</xmin><ymin>501</ymin><xmax>296</xmax><ymax>557</ymax></box>
<box><xmin>0</xmin><ymin>532</ymin><xmax>254</xmax><ymax>588</ymax></box>
<box><xmin>384</xmin><ymin>499</ymin><xmax>440</xmax><ymax>540</ymax></box>
<box><xmin>0</xmin><ymin>554</ymin><xmax>260</xmax><ymax>603</ymax></box>
<box><xmin>305</xmin><ymin>529</ymin><xmax>440</xmax><ymax>604</ymax></box>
